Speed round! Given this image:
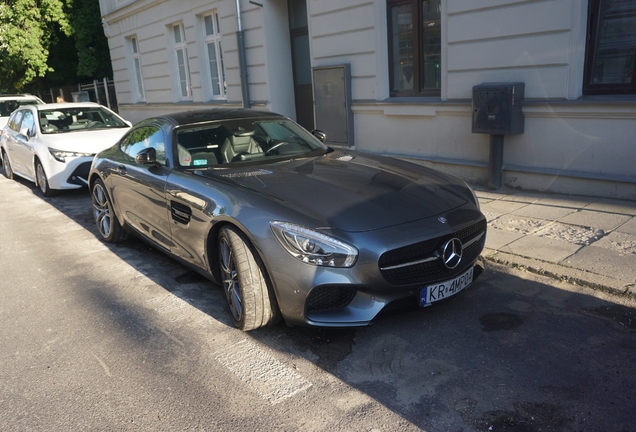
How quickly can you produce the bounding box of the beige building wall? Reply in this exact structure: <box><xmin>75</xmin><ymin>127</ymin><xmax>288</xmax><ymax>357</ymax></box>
<box><xmin>101</xmin><ymin>0</ymin><xmax>296</xmax><ymax>124</ymax></box>
<box><xmin>308</xmin><ymin>0</ymin><xmax>636</xmax><ymax>199</ymax></box>
<box><xmin>99</xmin><ymin>0</ymin><xmax>636</xmax><ymax>200</ymax></box>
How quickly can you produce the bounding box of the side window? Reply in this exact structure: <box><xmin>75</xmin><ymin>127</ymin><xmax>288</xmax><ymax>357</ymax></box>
<box><xmin>0</xmin><ymin>101</ymin><xmax>17</xmax><ymax>117</ymax></box>
<box><xmin>8</xmin><ymin>110</ymin><xmax>25</xmax><ymax>132</ymax></box>
<box><xmin>20</xmin><ymin>111</ymin><xmax>36</xmax><ymax>136</ymax></box>
<box><xmin>120</xmin><ymin>126</ymin><xmax>166</xmax><ymax>166</ymax></box>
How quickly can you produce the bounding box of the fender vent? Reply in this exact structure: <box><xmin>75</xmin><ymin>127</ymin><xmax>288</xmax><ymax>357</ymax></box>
<box><xmin>171</xmin><ymin>201</ymin><xmax>192</xmax><ymax>225</ymax></box>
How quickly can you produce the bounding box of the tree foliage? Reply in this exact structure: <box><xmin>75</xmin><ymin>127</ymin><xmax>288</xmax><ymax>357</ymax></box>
<box><xmin>0</xmin><ymin>0</ymin><xmax>112</xmax><ymax>93</ymax></box>
<box><xmin>71</xmin><ymin>0</ymin><xmax>112</xmax><ymax>79</ymax></box>
<box><xmin>0</xmin><ymin>0</ymin><xmax>72</xmax><ymax>92</ymax></box>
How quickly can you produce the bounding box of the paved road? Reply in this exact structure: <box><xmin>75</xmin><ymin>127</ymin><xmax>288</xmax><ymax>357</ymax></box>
<box><xmin>1</xmin><ymin>173</ymin><xmax>635</xmax><ymax>431</ymax></box>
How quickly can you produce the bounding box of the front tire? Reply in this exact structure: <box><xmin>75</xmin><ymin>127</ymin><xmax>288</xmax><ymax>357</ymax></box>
<box><xmin>218</xmin><ymin>226</ymin><xmax>278</xmax><ymax>331</ymax></box>
<box><xmin>35</xmin><ymin>160</ymin><xmax>59</xmax><ymax>197</ymax></box>
<box><xmin>91</xmin><ymin>178</ymin><xmax>127</xmax><ymax>243</ymax></box>
<box><xmin>1</xmin><ymin>150</ymin><xmax>13</xmax><ymax>180</ymax></box>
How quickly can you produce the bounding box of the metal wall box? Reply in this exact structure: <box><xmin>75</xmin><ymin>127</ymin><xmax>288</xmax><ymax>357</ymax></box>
<box><xmin>71</xmin><ymin>91</ymin><xmax>91</xmax><ymax>103</ymax></box>
<box><xmin>472</xmin><ymin>82</ymin><xmax>525</xmax><ymax>135</ymax></box>
<box><xmin>312</xmin><ymin>64</ymin><xmax>353</xmax><ymax>146</ymax></box>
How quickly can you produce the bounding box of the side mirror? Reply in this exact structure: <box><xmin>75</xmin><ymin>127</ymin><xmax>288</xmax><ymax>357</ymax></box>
<box><xmin>135</xmin><ymin>147</ymin><xmax>157</xmax><ymax>165</ymax></box>
<box><xmin>19</xmin><ymin>127</ymin><xmax>31</xmax><ymax>140</ymax></box>
<box><xmin>311</xmin><ymin>129</ymin><xmax>326</xmax><ymax>143</ymax></box>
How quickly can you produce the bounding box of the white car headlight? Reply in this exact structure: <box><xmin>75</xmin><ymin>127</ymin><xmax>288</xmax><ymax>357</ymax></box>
<box><xmin>49</xmin><ymin>148</ymin><xmax>95</xmax><ymax>163</ymax></box>
<box><xmin>270</xmin><ymin>221</ymin><xmax>358</xmax><ymax>268</ymax></box>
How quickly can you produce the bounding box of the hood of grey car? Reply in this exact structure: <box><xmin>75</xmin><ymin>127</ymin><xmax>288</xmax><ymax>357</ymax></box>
<box><xmin>205</xmin><ymin>151</ymin><xmax>468</xmax><ymax>232</ymax></box>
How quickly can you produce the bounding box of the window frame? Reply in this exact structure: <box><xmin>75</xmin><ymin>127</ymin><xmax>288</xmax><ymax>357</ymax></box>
<box><xmin>129</xmin><ymin>36</ymin><xmax>146</xmax><ymax>102</ymax></box>
<box><xmin>386</xmin><ymin>0</ymin><xmax>442</xmax><ymax>97</ymax></box>
<box><xmin>172</xmin><ymin>22</ymin><xmax>193</xmax><ymax>100</ymax></box>
<box><xmin>583</xmin><ymin>0</ymin><xmax>636</xmax><ymax>95</ymax></box>
<box><xmin>202</xmin><ymin>12</ymin><xmax>226</xmax><ymax>100</ymax></box>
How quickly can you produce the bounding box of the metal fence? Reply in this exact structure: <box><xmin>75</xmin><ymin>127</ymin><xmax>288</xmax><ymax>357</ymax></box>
<box><xmin>48</xmin><ymin>78</ymin><xmax>118</xmax><ymax>112</ymax></box>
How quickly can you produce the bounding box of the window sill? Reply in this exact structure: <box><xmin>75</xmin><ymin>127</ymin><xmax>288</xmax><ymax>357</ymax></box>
<box><xmin>203</xmin><ymin>99</ymin><xmax>229</xmax><ymax>104</ymax></box>
<box><xmin>575</xmin><ymin>94</ymin><xmax>636</xmax><ymax>103</ymax></box>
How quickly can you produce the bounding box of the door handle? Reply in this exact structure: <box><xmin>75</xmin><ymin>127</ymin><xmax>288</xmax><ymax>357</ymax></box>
<box><xmin>117</xmin><ymin>165</ymin><xmax>127</xmax><ymax>175</ymax></box>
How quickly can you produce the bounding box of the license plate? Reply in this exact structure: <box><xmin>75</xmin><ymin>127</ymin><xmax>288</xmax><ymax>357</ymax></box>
<box><xmin>420</xmin><ymin>267</ymin><xmax>474</xmax><ymax>307</ymax></box>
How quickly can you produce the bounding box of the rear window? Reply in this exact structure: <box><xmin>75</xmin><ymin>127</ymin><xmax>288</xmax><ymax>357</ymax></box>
<box><xmin>0</xmin><ymin>99</ymin><xmax>43</xmax><ymax>118</ymax></box>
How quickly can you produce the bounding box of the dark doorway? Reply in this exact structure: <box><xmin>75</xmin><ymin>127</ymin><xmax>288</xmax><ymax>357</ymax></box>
<box><xmin>288</xmin><ymin>0</ymin><xmax>314</xmax><ymax>130</ymax></box>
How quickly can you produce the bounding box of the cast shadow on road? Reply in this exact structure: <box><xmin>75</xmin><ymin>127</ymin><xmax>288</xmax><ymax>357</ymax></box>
<box><xmin>9</xmin><ymin>175</ymin><xmax>636</xmax><ymax>432</ymax></box>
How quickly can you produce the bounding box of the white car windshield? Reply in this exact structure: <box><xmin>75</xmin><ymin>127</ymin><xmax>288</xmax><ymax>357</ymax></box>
<box><xmin>39</xmin><ymin>107</ymin><xmax>128</xmax><ymax>134</ymax></box>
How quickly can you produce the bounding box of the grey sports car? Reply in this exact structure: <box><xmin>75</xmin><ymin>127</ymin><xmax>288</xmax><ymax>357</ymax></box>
<box><xmin>89</xmin><ymin>108</ymin><xmax>486</xmax><ymax>331</ymax></box>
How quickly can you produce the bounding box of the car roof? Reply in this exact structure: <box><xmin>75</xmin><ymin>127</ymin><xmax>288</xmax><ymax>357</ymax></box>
<box><xmin>149</xmin><ymin>108</ymin><xmax>287</xmax><ymax>127</ymax></box>
<box><xmin>0</xmin><ymin>94</ymin><xmax>42</xmax><ymax>100</ymax></box>
<box><xmin>34</xmin><ymin>102</ymin><xmax>102</xmax><ymax>110</ymax></box>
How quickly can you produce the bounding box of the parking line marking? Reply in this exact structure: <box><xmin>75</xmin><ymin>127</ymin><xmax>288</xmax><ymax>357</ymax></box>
<box><xmin>214</xmin><ymin>339</ymin><xmax>312</xmax><ymax>404</ymax></box>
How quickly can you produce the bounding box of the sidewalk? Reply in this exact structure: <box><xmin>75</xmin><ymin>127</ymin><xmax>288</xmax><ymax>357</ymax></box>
<box><xmin>474</xmin><ymin>186</ymin><xmax>636</xmax><ymax>297</ymax></box>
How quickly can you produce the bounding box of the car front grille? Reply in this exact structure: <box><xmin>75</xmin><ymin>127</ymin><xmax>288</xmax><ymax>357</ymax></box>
<box><xmin>306</xmin><ymin>285</ymin><xmax>357</xmax><ymax>313</ymax></box>
<box><xmin>379</xmin><ymin>219</ymin><xmax>487</xmax><ymax>286</ymax></box>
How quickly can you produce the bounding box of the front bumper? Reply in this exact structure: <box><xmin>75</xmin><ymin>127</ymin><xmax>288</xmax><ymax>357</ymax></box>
<box><xmin>264</xmin><ymin>208</ymin><xmax>487</xmax><ymax>327</ymax></box>
<box><xmin>303</xmin><ymin>258</ymin><xmax>485</xmax><ymax>327</ymax></box>
<box><xmin>46</xmin><ymin>157</ymin><xmax>93</xmax><ymax>189</ymax></box>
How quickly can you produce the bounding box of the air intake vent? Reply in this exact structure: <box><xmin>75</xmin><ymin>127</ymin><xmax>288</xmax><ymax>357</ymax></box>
<box><xmin>306</xmin><ymin>285</ymin><xmax>356</xmax><ymax>313</ymax></box>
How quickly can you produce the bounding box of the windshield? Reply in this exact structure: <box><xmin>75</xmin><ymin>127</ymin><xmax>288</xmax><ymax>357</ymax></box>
<box><xmin>175</xmin><ymin>118</ymin><xmax>327</xmax><ymax>168</ymax></box>
<box><xmin>0</xmin><ymin>99</ymin><xmax>43</xmax><ymax>118</ymax></box>
<box><xmin>39</xmin><ymin>107</ymin><xmax>128</xmax><ymax>134</ymax></box>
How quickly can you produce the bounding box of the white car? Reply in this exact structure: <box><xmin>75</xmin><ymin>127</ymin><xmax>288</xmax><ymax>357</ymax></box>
<box><xmin>0</xmin><ymin>93</ymin><xmax>45</xmax><ymax>129</ymax></box>
<box><xmin>0</xmin><ymin>102</ymin><xmax>131</xmax><ymax>196</ymax></box>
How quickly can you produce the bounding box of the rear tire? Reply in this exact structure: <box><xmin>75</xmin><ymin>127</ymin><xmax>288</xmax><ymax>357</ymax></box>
<box><xmin>2</xmin><ymin>150</ymin><xmax>13</xmax><ymax>180</ymax></box>
<box><xmin>35</xmin><ymin>160</ymin><xmax>59</xmax><ymax>197</ymax></box>
<box><xmin>218</xmin><ymin>226</ymin><xmax>279</xmax><ymax>331</ymax></box>
<box><xmin>91</xmin><ymin>178</ymin><xmax>127</xmax><ymax>243</ymax></box>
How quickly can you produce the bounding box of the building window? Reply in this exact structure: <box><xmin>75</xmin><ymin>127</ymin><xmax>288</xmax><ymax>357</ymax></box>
<box><xmin>129</xmin><ymin>37</ymin><xmax>145</xmax><ymax>101</ymax></box>
<box><xmin>203</xmin><ymin>12</ymin><xmax>226</xmax><ymax>99</ymax></box>
<box><xmin>172</xmin><ymin>23</ymin><xmax>192</xmax><ymax>99</ymax></box>
<box><xmin>584</xmin><ymin>0</ymin><xmax>636</xmax><ymax>95</ymax></box>
<box><xmin>387</xmin><ymin>0</ymin><xmax>441</xmax><ymax>97</ymax></box>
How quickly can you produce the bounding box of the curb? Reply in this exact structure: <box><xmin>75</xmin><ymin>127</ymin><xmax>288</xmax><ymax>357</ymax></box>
<box><xmin>482</xmin><ymin>248</ymin><xmax>636</xmax><ymax>299</ymax></box>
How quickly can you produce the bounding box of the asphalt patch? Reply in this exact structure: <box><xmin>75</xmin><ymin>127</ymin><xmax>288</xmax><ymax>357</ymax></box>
<box><xmin>476</xmin><ymin>402</ymin><xmax>572</xmax><ymax>431</ymax></box>
<box><xmin>479</xmin><ymin>313</ymin><xmax>523</xmax><ymax>332</ymax></box>
<box><xmin>583</xmin><ymin>304</ymin><xmax>636</xmax><ymax>332</ymax></box>
<box><xmin>278</xmin><ymin>326</ymin><xmax>357</xmax><ymax>370</ymax></box>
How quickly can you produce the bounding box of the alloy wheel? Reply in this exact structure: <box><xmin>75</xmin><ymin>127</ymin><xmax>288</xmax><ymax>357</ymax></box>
<box><xmin>220</xmin><ymin>237</ymin><xmax>243</xmax><ymax>322</ymax></box>
<box><xmin>36</xmin><ymin>163</ymin><xmax>47</xmax><ymax>195</ymax></box>
<box><xmin>2</xmin><ymin>154</ymin><xmax>12</xmax><ymax>178</ymax></box>
<box><xmin>92</xmin><ymin>183</ymin><xmax>112</xmax><ymax>238</ymax></box>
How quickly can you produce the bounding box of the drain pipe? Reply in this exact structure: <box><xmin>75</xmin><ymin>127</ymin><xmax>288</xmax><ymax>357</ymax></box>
<box><xmin>235</xmin><ymin>0</ymin><xmax>251</xmax><ymax>108</ymax></box>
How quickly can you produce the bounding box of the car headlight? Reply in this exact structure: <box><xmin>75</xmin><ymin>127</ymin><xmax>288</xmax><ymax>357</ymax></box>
<box><xmin>270</xmin><ymin>221</ymin><xmax>358</xmax><ymax>268</ymax></box>
<box><xmin>49</xmin><ymin>148</ymin><xmax>95</xmax><ymax>163</ymax></box>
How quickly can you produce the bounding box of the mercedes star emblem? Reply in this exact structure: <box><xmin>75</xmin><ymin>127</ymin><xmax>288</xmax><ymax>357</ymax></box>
<box><xmin>440</xmin><ymin>238</ymin><xmax>463</xmax><ymax>269</ymax></box>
